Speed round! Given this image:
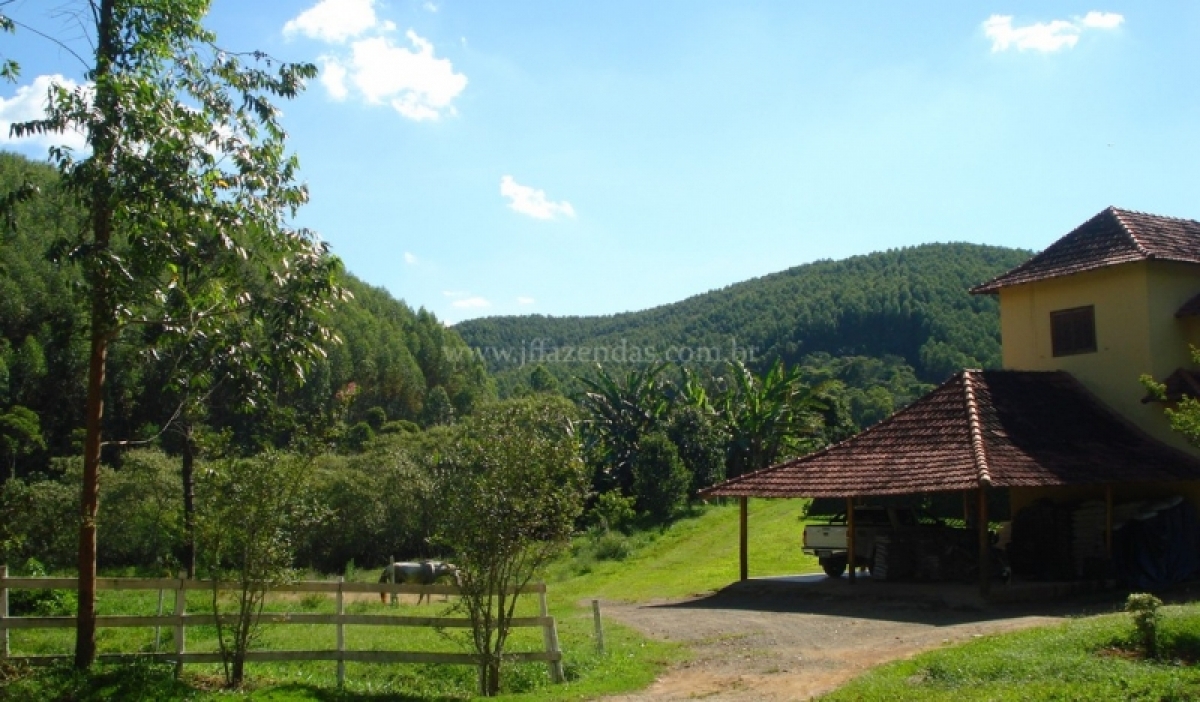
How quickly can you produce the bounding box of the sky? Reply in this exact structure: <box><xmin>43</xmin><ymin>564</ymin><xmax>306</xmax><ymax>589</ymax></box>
<box><xmin>0</xmin><ymin>1</ymin><xmax>1197</xmax><ymax>324</ymax></box>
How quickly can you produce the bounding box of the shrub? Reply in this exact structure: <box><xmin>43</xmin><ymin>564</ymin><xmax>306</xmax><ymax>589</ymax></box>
<box><xmin>7</xmin><ymin>558</ymin><xmax>77</xmax><ymax>616</ymax></box>
<box><xmin>589</xmin><ymin>490</ymin><xmax>636</xmax><ymax>533</ymax></box>
<box><xmin>1126</xmin><ymin>592</ymin><xmax>1164</xmax><ymax>658</ymax></box>
<box><xmin>592</xmin><ymin>530</ymin><xmax>633</xmax><ymax>561</ymax></box>
<box><xmin>99</xmin><ymin>449</ymin><xmax>182</xmax><ymax>571</ymax></box>
<box><xmin>631</xmin><ymin>432</ymin><xmax>689</xmax><ymax>524</ymax></box>
<box><xmin>0</xmin><ymin>471</ymin><xmax>78</xmax><ymax>569</ymax></box>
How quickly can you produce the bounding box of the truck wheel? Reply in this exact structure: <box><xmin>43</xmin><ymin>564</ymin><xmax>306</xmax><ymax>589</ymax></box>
<box><xmin>821</xmin><ymin>557</ymin><xmax>847</xmax><ymax>578</ymax></box>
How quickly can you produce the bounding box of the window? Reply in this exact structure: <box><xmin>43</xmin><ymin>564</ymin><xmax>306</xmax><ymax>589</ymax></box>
<box><xmin>1051</xmin><ymin>306</ymin><xmax>1097</xmax><ymax>357</ymax></box>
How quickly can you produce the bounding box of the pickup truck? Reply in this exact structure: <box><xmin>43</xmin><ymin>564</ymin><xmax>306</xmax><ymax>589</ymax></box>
<box><xmin>802</xmin><ymin>507</ymin><xmax>920</xmax><ymax>577</ymax></box>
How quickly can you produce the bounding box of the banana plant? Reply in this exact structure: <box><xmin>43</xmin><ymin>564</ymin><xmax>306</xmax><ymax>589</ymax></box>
<box><xmin>577</xmin><ymin>363</ymin><xmax>670</xmax><ymax>493</ymax></box>
<box><xmin>720</xmin><ymin>359</ymin><xmax>830</xmax><ymax>478</ymax></box>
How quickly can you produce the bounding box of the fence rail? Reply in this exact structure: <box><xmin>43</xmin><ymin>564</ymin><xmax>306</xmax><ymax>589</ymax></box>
<box><xmin>0</xmin><ymin>565</ymin><xmax>564</xmax><ymax>687</ymax></box>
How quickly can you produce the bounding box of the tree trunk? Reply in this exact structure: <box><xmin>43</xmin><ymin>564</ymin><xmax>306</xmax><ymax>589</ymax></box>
<box><xmin>182</xmin><ymin>428</ymin><xmax>196</xmax><ymax>578</ymax></box>
<box><xmin>484</xmin><ymin>658</ymin><xmax>500</xmax><ymax>696</ymax></box>
<box><xmin>74</xmin><ymin>299</ymin><xmax>109</xmax><ymax>669</ymax></box>
<box><xmin>74</xmin><ymin>0</ymin><xmax>117</xmax><ymax>669</ymax></box>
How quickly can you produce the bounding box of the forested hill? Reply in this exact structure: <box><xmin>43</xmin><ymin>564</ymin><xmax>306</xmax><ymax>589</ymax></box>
<box><xmin>0</xmin><ymin>151</ymin><xmax>490</xmax><ymax>472</ymax></box>
<box><xmin>455</xmin><ymin>243</ymin><xmax>1030</xmax><ymax>394</ymax></box>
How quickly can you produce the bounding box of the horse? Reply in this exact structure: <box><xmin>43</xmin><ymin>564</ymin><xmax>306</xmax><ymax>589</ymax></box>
<box><xmin>379</xmin><ymin>560</ymin><xmax>461</xmax><ymax>604</ymax></box>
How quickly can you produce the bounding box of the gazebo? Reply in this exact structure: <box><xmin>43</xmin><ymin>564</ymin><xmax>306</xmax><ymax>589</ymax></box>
<box><xmin>701</xmin><ymin>369</ymin><xmax>1200</xmax><ymax>593</ymax></box>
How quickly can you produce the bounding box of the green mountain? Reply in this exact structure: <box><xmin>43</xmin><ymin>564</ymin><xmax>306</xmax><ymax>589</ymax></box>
<box><xmin>0</xmin><ymin>151</ymin><xmax>491</xmax><ymax>472</ymax></box>
<box><xmin>455</xmin><ymin>243</ymin><xmax>1030</xmax><ymax>408</ymax></box>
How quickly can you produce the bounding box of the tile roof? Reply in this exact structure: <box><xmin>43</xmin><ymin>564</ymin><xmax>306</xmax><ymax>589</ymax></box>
<box><xmin>701</xmin><ymin>369</ymin><xmax>1200</xmax><ymax>499</ymax></box>
<box><xmin>971</xmin><ymin>207</ymin><xmax>1200</xmax><ymax>294</ymax></box>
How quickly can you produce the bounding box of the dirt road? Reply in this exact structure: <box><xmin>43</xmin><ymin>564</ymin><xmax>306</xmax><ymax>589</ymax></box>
<box><xmin>599</xmin><ymin>575</ymin><xmax>1123</xmax><ymax>701</ymax></box>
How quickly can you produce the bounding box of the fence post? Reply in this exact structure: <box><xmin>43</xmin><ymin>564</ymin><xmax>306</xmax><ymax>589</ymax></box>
<box><xmin>388</xmin><ymin>555</ymin><xmax>396</xmax><ymax>606</ymax></box>
<box><xmin>154</xmin><ymin>586</ymin><xmax>165</xmax><ymax>653</ymax></box>
<box><xmin>591</xmin><ymin>599</ymin><xmax>605</xmax><ymax>654</ymax></box>
<box><xmin>336</xmin><ymin>576</ymin><xmax>345</xmax><ymax>688</ymax></box>
<box><xmin>173</xmin><ymin>570</ymin><xmax>186</xmax><ymax>678</ymax></box>
<box><xmin>538</xmin><ymin>586</ymin><xmax>564</xmax><ymax>683</ymax></box>
<box><xmin>1</xmin><ymin>565</ymin><xmax>8</xmax><ymax>660</ymax></box>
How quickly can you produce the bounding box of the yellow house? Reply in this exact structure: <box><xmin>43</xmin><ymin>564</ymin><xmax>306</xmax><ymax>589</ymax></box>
<box><xmin>971</xmin><ymin>207</ymin><xmax>1200</xmax><ymax>514</ymax></box>
<box><xmin>972</xmin><ymin>206</ymin><xmax>1200</xmax><ymax>456</ymax></box>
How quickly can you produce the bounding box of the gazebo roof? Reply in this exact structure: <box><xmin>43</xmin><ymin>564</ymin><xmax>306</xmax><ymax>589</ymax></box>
<box><xmin>971</xmin><ymin>208</ymin><xmax>1200</xmax><ymax>295</ymax></box>
<box><xmin>702</xmin><ymin>369</ymin><xmax>1200</xmax><ymax>499</ymax></box>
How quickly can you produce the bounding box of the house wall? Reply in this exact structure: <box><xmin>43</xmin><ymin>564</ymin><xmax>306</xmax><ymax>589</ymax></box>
<box><xmin>998</xmin><ymin>261</ymin><xmax>1200</xmax><ymax>454</ymax></box>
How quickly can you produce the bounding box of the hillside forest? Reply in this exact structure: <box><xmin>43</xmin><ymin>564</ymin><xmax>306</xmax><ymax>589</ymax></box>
<box><xmin>0</xmin><ymin>148</ymin><xmax>1029</xmax><ymax>581</ymax></box>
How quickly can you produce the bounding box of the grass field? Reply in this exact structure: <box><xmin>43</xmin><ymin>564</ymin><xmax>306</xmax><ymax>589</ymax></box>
<box><xmin>0</xmin><ymin>498</ymin><xmax>810</xmax><ymax>700</ymax></box>
<box><xmin>820</xmin><ymin>602</ymin><xmax>1200</xmax><ymax>701</ymax></box>
<box><xmin>8</xmin><ymin>498</ymin><xmax>1200</xmax><ymax>700</ymax></box>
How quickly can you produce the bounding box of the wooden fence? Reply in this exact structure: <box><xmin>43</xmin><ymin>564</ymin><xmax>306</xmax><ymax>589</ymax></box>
<box><xmin>0</xmin><ymin>565</ymin><xmax>564</xmax><ymax>686</ymax></box>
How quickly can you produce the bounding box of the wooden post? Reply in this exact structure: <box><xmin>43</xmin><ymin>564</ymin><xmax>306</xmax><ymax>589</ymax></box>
<box><xmin>977</xmin><ymin>488</ymin><xmax>991</xmax><ymax>597</ymax></box>
<box><xmin>1105</xmin><ymin>485</ymin><xmax>1114</xmax><ymax>559</ymax></box>
<box><xmin>592</xmin><ymin>599</ymin><xmax>605</xmax><ymax>654</ymax></box>
<box><xmin>1</xmin><ymin>565</ymin><xmax>8</xmax><ymax>660</ymax></box>
<box><xmin>739</xmin><ymin>497</ymin><xmax>749</xmax><ymax>582</ymax></box>
<box><xmin>539</xmin><ymin>588</ymin><xmax>564</xmax><ymax>683</ymax></box>
<box><xmin>847</xmin><ymin>498</ymin><xmax>856</xmax><ymax>584</ymax></box>
<box><xmin>336</xmin><ymin>576</ymin><xmax>345</xmax><ymax>687</ymax></box>
<box><xmin>173</xmin><ymin>570</ymin><xmax>186</xmax><ymax>678</ymax></box>
<box><xmin>154</xmin><ymin>586</ymin><xmax>165</xmax><ymax>653</ymax></box>
<box><xmin>388</xmin><ymin>554</ymin><xmax>397</xmax><ymax>606</ymax></box>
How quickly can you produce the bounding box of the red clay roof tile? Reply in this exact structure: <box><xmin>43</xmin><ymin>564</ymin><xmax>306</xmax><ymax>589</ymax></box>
<box><xmin>701</xmin><ymin>369</ymin><xmax>1200</xmax><ymax>499</ymax></box>
<box><xmin>971</xmin><ymin>207</ymin><xmax>1200</xmax><ymax>294</ymax></box>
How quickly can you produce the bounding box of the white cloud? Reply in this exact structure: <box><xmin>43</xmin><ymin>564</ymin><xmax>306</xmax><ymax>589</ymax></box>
<box><xmin>1080</xmin><ymin>11</ymin><xmax>1124</xmax><ymax>29</ymax></box>
<box><xmin>500</xmin><ymin>176</ymin><xmax>576</xmax><ymax>220</ymax></box>
<box><xmin>320</xmin><ymin>56</ymin><xmax>349</xmax><ymax>100</ymax></box>
<box><xmin>983</xmin><ymin>12</ymin><xmax>1123</xmax><ymax>53</ymax></box>
<box><xmin>285</xmin><ymin>1</ymin><xmax>466</xmax><ymax>121</ymax></box>
<box><xmin>0</xmin><ymin>74</ymin><xmax>89</xmax><ymax>152</ymax></box>
<box><xmin>404</xmin><ymin>251</ymin><xmax>418</xmax><ymax>264</ymax></box>
<box><xmin>364</xmin><ymin>33</ymin><xmax>465</xmax><ymax>119</ymax></box>
<box><xmin>452</xmin><ymin>296</ymin><xmax>491</xmax><ymax>309</ymax></box>
<box><xmin>517</xmin><ymin>296</ymin><xmax>535</xmax><ymax>305</ymax></box>
<box><xmin>325</xmin><ymin>32</ymin><xmax>466</xmax><ymax>120</ymax></box>
<box><xmin>284</xmin><ymin>0</ymin><xmax>380</xmax><ymax>43</ymax></box>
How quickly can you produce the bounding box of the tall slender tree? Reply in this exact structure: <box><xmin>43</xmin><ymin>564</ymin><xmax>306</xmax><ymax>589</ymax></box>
<box><xmin>7</xmin><ymin>0</ymin><xmax>337</xmax><ymax>668</ymax></box>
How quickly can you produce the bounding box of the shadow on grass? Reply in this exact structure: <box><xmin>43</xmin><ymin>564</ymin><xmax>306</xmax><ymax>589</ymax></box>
<box><xmin>0</xmin><ymin>662</ymin><xmax>471</xmax><ymax>702</ymax></box>
<box><xmin>0</xmin><ymin>659</ymin><xmax>193</xmax><ymax>701</ymax></box>
<box><xmin>245</xmin><ymin>683</ymin><xmax>464</xmax><ymax>701</ymax></box>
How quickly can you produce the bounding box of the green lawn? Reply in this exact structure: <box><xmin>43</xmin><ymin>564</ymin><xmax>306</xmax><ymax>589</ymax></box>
<box><xmin>0</xmin><ymin>499</ymin><xmax>809</xmax><ymax>700</ymax></box>
<box><xmin>9</xmin><ymin>499</ymin><xmax>1200</xmax><ymax>701</ymax></box>
<box><xmin>820</xmin><ymin>603</ymin><xmax>1200</xmax><ymax>701</ymax></box>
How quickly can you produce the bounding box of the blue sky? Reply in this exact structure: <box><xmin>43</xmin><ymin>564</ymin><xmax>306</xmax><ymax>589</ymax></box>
<box><xmin>1</xmin><ymin>2</ymin><xmax>1198</xmax><ymax>324</ymax></box>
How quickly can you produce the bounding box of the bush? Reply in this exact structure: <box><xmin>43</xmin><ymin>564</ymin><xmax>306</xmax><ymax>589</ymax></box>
<box><xmin>589</xmin><ymin>490</ymin><xmax>636</xmax><ymax>533</ymax></box>
<box><xmin>591</xmin><ymin>530</ymin><xmax>633</xmax><ymax>561</ymax></box>
<box><xmin>631</xmin><ymin>432</ymin><xmax>689</xmax><ymax>524</ymax></box>
<box><xmin>1126</xmin><ymin>592</ymin><xmax>1164</xmax><ymax>658</ymax></box>
<box><xmin>7</xmin><ymin>558</ymin><xmax>76</xmax><ymax>616</ymax></box>
<box><xmin>0</xmin><ymin>471</ymin><xmax>77</xmax><ymax>569</ymax></box>
<box><xmin>294</xmin><ymin>450</ymin><xmax>437</xmax><ymax>573</ymax></box>
<box><xmin>99</xmin><ymin>449</ymin><xmax>182</xmax><ymax>571</ymax></box>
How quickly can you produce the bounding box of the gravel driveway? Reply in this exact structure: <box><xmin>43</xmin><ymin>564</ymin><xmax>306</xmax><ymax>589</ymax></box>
<box><xmin>598</xmin><ymin>574</ymin><xmax>1123</xmax><ymax>701</ymax></box>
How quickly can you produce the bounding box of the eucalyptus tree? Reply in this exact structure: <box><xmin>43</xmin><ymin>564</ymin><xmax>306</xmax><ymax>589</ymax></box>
<box><xmin>6</xmin><ymin>0</ymin><xmax>338</xmax><ymax>668</ymax></box>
